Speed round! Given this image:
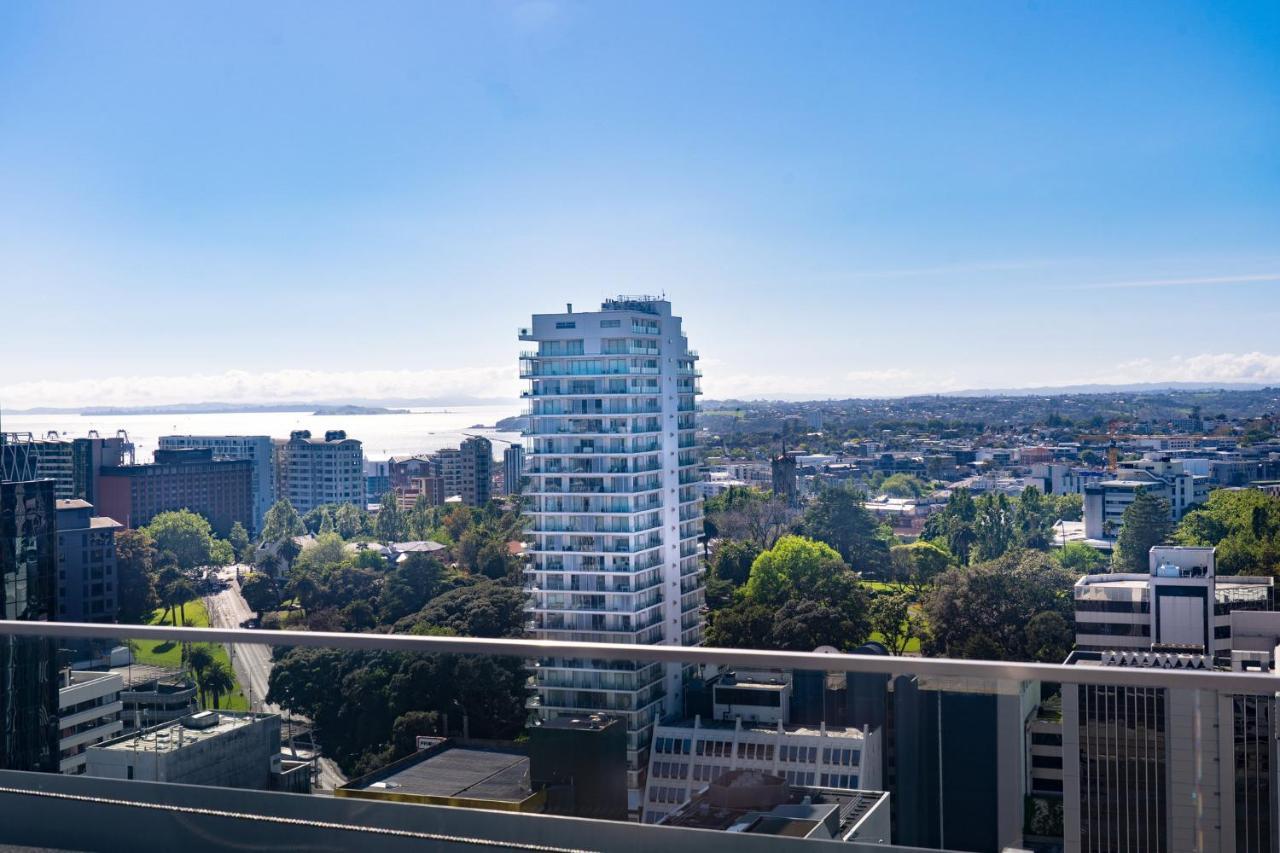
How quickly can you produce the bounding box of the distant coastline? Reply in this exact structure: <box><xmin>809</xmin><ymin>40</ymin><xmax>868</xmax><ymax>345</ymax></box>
<box><xmin>4</xmin><ymin>398</ymin><xmax>516</xmax><ymax>416</ymax></box>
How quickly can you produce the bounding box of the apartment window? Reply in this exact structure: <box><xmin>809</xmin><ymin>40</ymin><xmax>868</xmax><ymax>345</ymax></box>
<box><xmin>600</xmin><ymin>319</ymin><xmax>620</xmax><ymax>328</ymax></box>
<box><xmin>555</xmin><ymin>321</ymin><xmax>577</xmax><ymax>329</ymax></box>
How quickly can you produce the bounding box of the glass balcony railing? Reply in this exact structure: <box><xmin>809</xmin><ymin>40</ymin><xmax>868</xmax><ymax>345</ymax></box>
<box><xmin>4</xmin><ymin>618</ymin><xmax>1280</xmax><ymax>853</ymax></box>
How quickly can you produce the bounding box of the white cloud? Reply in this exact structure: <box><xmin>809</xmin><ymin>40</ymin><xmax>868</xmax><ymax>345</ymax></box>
<box><xmin>1</xmin><ymin>367</ymin><xmax>521</xmax><ymax>410</ymax></box>
<box><xmin>701</xmin><ymin>368</ymin><xmax>961</xmax><ymax>400</ymax></box>
<box><xmin>1095</xmin><ymin>352</ymin><xmax>1280</xmax><ymax>385</ymax></box>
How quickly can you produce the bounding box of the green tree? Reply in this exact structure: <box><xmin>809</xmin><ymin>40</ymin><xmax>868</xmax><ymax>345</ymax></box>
<box><xmin>1114</xmin><ymin>489</ymin><xmax>1174</xmax><ymax>573</ymax></box>
<box><xmin>972</xmin><ymin>493</ymin><xmax>1017</xmax><ymax>562</ymax></box>
<box><xmin>260</xmin><ymin>499</ymin><xmax>305</xmax><ymax>544</ymax></box>
<box><xmin>1175</xmin><ymin>488</ymin><xmax>1280</xmax><ymax>576</ymax></box>
<box><xmin>888</xmin><ymin>540</ymin><xmax>952</xmax><ymax>596</ymax></box>
<box><xmin>1024</xmin><ymin>611</ymin><xmax>1074</xmax><ymax>663</ymax></box>
<box><xmin>800</xmin><ymin>487</ymin><xmax>890</xmax><ymax>574</ymax></box>
<box><xmin>880</xmin><ymin>473</ymin><xmax>926</xmax><ymax>498</ymax></box>
<box><xmin>334</xmin><ymin>503</ymin><xmax>371</xmax><ymax>539</ymax></box>
<box><xmin>240</xmin><ymin>572</ymin><xmax>280</xmax><ymax>619</ymax></box>
<box><xmin>1053</xmin><ymin>493</ymin><xmax>1084</xmax><ymax>523</ymax></box>
<box><xmin>376</xmin><ymin>492</ymin><xmax>409</xmax><ymax>543</ymax></box>
<box><xmin>187</xmin><ymin>645</ymin><xmax>214</xmax><ymax>706</ymax></box>
<box><xmin>1014</xmin><ymin>486</ymin><xmax>1054</xmax><ymax>550</ymax></box>
<box><xmin>710</xmin><ymin>539</ymin><xmax>761</xmax><ymax>588</ymax></box>
<box><xmin>291</xmin><ymin>532</ymin><xmax>351</xmax><ymax>576</ymax></box>
<box><xmin>743</xmin><ymin>536</ymin><xmax>846</xmax><ymax>606</ymax></box>
<box><xmin>923</xmin><ymin>550</ymin><xmax>1074</xmax><ymax>661</ymax></box>
<box><xmin>228</xmin><ymin>522</ymin><xmax>251</xmax><ymax>563</ymax></box>
<box><xmin>143</xmin><ymin>510</ymin><xmax>219</xmax><ymax>573</ymax></box>
<box><xmin>202</xmin><ymin>660</ymin><xmax>235</xmax><ymax>709</ymax></box>
<box><xmin>922</xmin><ymin>488</ymin><xmax>978</xmax><ymax>564</ymax></box>
<box><xmin>869</xmin><ymin>589</ymin><xmax>920</xmax><ymax>655</ymax></box>
<box><xmin>115</xmin><ymin>529</ymin><xmax>158</xmax><ymax>624</ymax></box>
<box><xmin>1055</xmin><ymin>541</ymin><xmax>1107</xmax><ymax>574</ymax></box>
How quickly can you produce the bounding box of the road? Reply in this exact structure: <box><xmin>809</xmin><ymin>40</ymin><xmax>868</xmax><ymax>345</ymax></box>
<box><xmin>205</xmin><ymin>565</ymin><xmax>347</xmax><ymax>792</ymax></box>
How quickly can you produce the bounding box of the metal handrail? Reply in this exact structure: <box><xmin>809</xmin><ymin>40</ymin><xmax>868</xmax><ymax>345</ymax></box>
<box><xmin>2</xmin><ymin>619</ymin><xmax>1278</xmax><ymax>693</ymax></box>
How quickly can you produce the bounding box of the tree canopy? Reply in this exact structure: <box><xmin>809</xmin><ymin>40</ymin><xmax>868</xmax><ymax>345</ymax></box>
<box><xmin>142</xmin><ymin>510</ymin><xmax>227</xmax><ymax>572</ymax></box>
<box><xmin>1114</xmin><ymin>489</ymin><xmax>1174</xmax><ymax>573</ymax></box>
<box><xmin>922</xmin><ymin>550</ymin><xmax>1074</xmax><ymax>662</ymax></box>
<box><xmin>1175</xmin><ymin>488</ymin><xmax>1280</xmax><ymax>576</ymax></box>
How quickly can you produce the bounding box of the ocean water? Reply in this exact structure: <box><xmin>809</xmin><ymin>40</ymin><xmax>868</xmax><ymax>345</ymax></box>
<box><xmin>1</xmin><ymin>404</ymin><xmax>524</xmax><ymax>462</ymax></box>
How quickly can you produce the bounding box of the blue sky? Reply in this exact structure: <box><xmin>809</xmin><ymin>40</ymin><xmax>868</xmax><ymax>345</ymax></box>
<box><xmin>2</xmin><ymin>1</ymin><xmax>1278</xmax><ymax>407</ymax></box>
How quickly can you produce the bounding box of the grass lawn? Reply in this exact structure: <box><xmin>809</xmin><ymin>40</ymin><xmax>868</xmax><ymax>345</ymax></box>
<box><xmin>131</xmin><ymin>599</ymin><xmax>249</xmax><ymax>711</ymax></box>
<box><xmin>869</xmin><ymin>631</ymin><xmax>922</xmax><ymax>654</ymax></box>
<box><xmin>861</xmin><ymin>580</ymin><xmax>911</xmax><ymax>593</ymax></box>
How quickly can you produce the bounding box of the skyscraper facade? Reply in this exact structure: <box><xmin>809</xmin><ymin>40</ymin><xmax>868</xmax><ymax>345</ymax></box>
<box><xmin>520</xmin><ymin>296</ymin><xmax>703</xmax><ymax>808</ymax></box>
<box><xmin>0</xmin><ymin>476</ymin><xmax>60</xmax><ymax>772</ymax></box>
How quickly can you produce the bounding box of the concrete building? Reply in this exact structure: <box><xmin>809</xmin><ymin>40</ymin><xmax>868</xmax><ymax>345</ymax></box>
<box><xmin>85</xmin><ymin>711</ymin><xmax>304</xmax><ymax>792</ymax></box>
<box><xmin>274</xmin><ymin>430</ymin><xmax>365</xmax><ymax>514</ymax></box>
<box><xmin>1072</xmin><ymin>545</ymin><xmax>1272</xmax><ymax>656</ymax></box>
<box><xmin>658</xmin><ymin>769</ymin><xmax>892</xmax><ymax>845</ymax></box>
<box><xmin>112</xmin><ymin>664</ymin><xmax>199</xmax><ymax>730</ymax></box>
<box><xmin>641</xmin><ymin>669</ymin><xmax>882</xmax><ymax>825</ymax></box>
<box><xmin>1060</xmin><ymin>640</ymin><xmax>1280</xmax><ymax>853</ymax></box>
<box><xmin>364</xmin><ymin>459</ymin><xmax>390</xmax><ymax>503</ymax></box>
<box><xmin>0</xmin><ymin>475</ymin><xmax>60</xmax><ymax>772</ymax></box>
<box><xmin>57</xmin><ymin>669</ymin><xmax>123</xmax><ymax>774</ymax></box>
<box><xmin>435</xmin><ymin>436</ymin><xmax>492</xmax><ymax>505</ymax></box>
<box><xmin>502</xmin><ymin>444</ymin><xmax>525</xmax><ymax>496</ymax></box>
<box><xmin>95</xmin><ymin>448</ymin><xmax>253</xmax><ymax>537</ymax></box>
<box><xmin>54</xmin><ymin>499</ymin><xmax>121</xmax><ymax>622</ymax></box>
<box><xmin>157</xmin><ymin>435</ymin><xmax>276</xmax><ymax>533</ymax></box>
<box><xmin>521</xmin><ymin>296</ymin><xmax>704</xmax><ymax>810</ymax></box>
<box><xmin>338</xmin><ymin>741</ymin><xmax>544</xmax><ymax>812</ymax></box>
<box><xmin>1082</xmin><ymin>456</ymin><xmax>1211</xmax><ymax>539</ymax></box>
<box><xmin>6</xmin><ymin>433</ymin><xmax>132</xmax><ymax>503</ymax></box>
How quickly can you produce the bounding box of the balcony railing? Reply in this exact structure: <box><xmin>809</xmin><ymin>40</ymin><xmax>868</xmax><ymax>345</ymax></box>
<box><xmin>3</xmin><ymin>619</ymin><xmax>1277</xmax><ymax>853</ymax></box>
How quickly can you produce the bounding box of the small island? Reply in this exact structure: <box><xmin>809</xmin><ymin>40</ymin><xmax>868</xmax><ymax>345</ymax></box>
<box><xmin>312</xmin><ymin>405</ymin><xmax>409</xmax><ymax>416</ymax></box>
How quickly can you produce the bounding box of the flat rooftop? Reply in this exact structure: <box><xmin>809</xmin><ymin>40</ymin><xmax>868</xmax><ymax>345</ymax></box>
<box><xmin>109</xmin><ymin>663</ymin><xmax>188</xmax><ymax>689</ymax></box>
<box><xmin>662</xmin><ymin>718</ymin><xmax>866</xmax><ymax>740</ymax></box>
<box><xmin>344</xmin><ymin>744</ymin><xmax>531</xmax><ymax>803</ymax></box>
<box><xmin>662</xmin><ymin>771</ymin><xmax>887</xmax><ymax>839</ymax></box>
<box><xmin>98</xmin><ymin>713</ymin><xmax>259</xmax><ymax>753</ymax></box>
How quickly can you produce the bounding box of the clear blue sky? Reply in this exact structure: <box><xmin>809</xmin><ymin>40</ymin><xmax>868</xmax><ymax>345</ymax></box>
<box><xmin>2</xmin><ymin>1</ymin><xmax>1278</xmax><ymax>407</ymax></box>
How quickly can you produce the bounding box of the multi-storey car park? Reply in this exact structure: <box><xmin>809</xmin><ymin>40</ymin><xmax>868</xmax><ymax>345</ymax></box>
<box><xmin>520</xmin><ymin>296</ymin><xmax>704</xmax><ymax>809</ymax></box>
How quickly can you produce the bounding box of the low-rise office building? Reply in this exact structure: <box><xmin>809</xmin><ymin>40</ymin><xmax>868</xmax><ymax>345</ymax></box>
<box><xmin>85</xmin><ymin>711</ymin><xmax>305</xmax><ymax>792</ymax></box>
<box><xmin>1072</xmin><ymin>546</ymin><xmax>1272</xmax><ymax>656</ymax></box>
<box><xmin>57</xmin><ymin>669</ymin><xmax>124</xmax><ymax>774</ymax></box>
<box><xmin>54</xmin><ymin>499</ymin><xmax>121</xmax><ymax>622</ymax></box>
<box><xmin>642</xmin><ymin>670</ymin><xmax>882</xmax><ymax>825</ymax></box>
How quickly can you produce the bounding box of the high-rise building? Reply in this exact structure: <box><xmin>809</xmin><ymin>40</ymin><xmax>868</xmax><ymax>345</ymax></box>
<box><xmin>2</xmin><ymin>433</ymin><xmax>130</xmax><ymax>503</ymax></box>
<box><xmin>520</xmin><ymin>296</ymin><xmax>703</xmax><ymax>810</ymax></box>
<box><xmin>95</xmin><ymin>448</ymin><xmax>252</xmax><ymax>537</ymax></box>
<box><xmin>502</xmin><ymin>444</ymin><xmax>525</xmax><ymax>496</ymax></box>
<box><xmin>0</xmin><ymin>476</ymin><xmax>60</xmax><ymax>772</ymax></box>
<box><xmin>54</xmin><ymin>500</ymin><xmax>122</xmax><ymax>622</ymax></box>
<box><xmin>273</xmin><ymin>430</ymin><xmax>365</xmax><ymax>514</ymax></box>
<box><xmin>157</xmin><ymin>436</ymin><xmax>276</xmax><ymax>533</ymax></box>
<box><xmin>435</xmin><ymin>436</ymin><xmax>492</xmax><ymax>506</ymax></box>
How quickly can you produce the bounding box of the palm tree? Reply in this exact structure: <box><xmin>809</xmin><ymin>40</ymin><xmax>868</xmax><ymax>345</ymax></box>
<box><xmin>170</xmin><ymin>579</ymin><xmax>196</xmax><ymax>625</ymax></box>
<box><xmin>202</xmin><ymin>660</ymin><xmax>235</xmax><ymax>709</ymax></box>
<box><xmin>187</xmin><ymin>645</ymin><xmax>214</xmax><ymax>707</ymax></box>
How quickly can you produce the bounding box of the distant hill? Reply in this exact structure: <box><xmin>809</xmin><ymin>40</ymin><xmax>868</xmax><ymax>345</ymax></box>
<box><xmin>4</xmin><ymin>397</ymin><xmax>519</xmax><ymax>415</ymax></box>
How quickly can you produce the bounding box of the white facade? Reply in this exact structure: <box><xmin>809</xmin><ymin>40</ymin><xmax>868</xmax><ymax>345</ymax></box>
<box><xmin>642</xmin><ymin>717</ymin><xmax>880</xmax><ymax>824</ymax></box>
<box><xmin>520</xmin><ymin>296</ymin><xmax>703</xmax><ymax>806</ymax></box>
<box><xmin>1072</xmin><ymin>546</ymin><xmax>1272</xmax><ymax>656</ymax></box>
<box><xmin>157</xmin><ymin>435</ymin><xmax>276</xmax><ymax>533</ymax></box>
<box><xmin>58</xmin><ymin>670</ymin><xmax>124</xmax><ymax>774</ymax></box>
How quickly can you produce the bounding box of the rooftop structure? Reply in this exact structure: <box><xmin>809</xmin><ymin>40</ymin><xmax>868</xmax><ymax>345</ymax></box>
<box><xmin>338</xmin><ymin>741</ymin><xmax>542</xmax><ymax>811</ymax></box>
<box><xmin>660</xmin><ymin>769</ymin><xmax>891</xmax><ymax>844</ymax></box>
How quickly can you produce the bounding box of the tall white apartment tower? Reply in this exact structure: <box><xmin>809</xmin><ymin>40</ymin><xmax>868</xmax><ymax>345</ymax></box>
<box><xmin>520</xmin><ymin>296</ymin><xmax>704</xmax><ymax>809</ymax></box>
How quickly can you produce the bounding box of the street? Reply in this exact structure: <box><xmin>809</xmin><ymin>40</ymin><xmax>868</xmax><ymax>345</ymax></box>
<box><xmin>205</xmin><ymin>565</ymin><xmax>347</xmax><ymax>792</ymax></box>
